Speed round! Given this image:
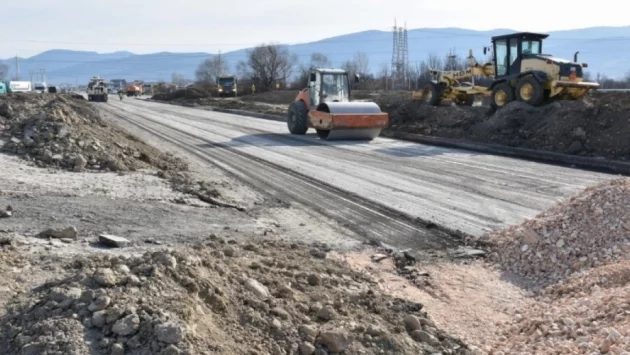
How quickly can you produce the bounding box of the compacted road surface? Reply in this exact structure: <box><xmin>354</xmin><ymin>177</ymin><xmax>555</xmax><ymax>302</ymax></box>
<box><xmin>100</xmin><ymin>98</ymin><xmax>613</xmax><ymax>251</ymax></box>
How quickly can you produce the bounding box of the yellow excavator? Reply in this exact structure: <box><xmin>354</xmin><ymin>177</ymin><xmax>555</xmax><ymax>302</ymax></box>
<box><xmin>413</xmin><ymin>32</ymin><xmax>600</xmax><ymax>109</ymax></box>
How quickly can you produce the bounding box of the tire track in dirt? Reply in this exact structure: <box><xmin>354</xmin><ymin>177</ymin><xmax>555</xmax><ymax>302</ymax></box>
<box><xmin>99</xmin><ymin>102</ymin><xmax>464</xmax><ymax>258</ymax></box>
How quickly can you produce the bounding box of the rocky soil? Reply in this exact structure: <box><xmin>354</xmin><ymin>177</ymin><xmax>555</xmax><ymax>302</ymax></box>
<box><xmin>383</xmin><ymin>91</ymin><xmax>630</xmax><ymax>161</ymax></box>
<box><xmin>0</xmin><ymin>238</ymin><xmax>471</xmax><ymax>355</ymax></box>
<box><xmin>0</xmin><ymin>93</ymin><xmax>187</xmax><ymax>173</ymax></box>
<box><xmin>0</xmin><ymin>93</ymin><xmax>237</xmax><ymax>209</ymax></box>
<box><xmin>486</xmin><ymin>178</ymin><xmax>630</xmax><ymax>354</ymax></box>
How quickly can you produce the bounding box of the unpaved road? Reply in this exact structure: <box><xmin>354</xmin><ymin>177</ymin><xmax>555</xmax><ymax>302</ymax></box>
<box><xmin>100</xmin><ymin>97</ymin><xmax>613</xmax><ymax>247</ymax></box>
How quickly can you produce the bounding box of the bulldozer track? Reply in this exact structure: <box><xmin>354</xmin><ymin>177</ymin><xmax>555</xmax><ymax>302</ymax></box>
<box><xmin>99</xmin><ymin>103</ymin><xmax>466</xmax><ymax>254</ymax></box>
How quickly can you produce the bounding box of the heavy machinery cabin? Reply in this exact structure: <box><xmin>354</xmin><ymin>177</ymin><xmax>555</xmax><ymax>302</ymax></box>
<box><xmin>417</xmin><ymin>32</ymin><xmax>600</xmax><ymax>108</ymax></box>
<box><xmin>287</xmin><ymin>68</ymin><xmax>389</xmax><ymax>140</ymax></box>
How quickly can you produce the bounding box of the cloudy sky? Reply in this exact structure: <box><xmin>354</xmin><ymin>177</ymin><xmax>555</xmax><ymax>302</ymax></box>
<box><xmin>1</xmin><ymin>0</ymin><xmax>626</xmax><ymax>58</ymax></box>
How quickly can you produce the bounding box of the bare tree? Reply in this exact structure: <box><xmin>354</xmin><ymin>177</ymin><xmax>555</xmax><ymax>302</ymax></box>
<box><xmin>293</xmin><ymin>52</ymin><xmax>333</xmax><ymax>88</ymax></box>
<box><xmin>237</xmin><ymin>43</ymin><xmax>298</xmax><ymax>90</ymax></box>
<box><xmin>0</xmin><ymin>63</ymin><xmax>8</xmax><ymax>81</ymax></box>
<box><xmin>195</xmin><ymin>55</ymin><xmax>229</xmax><ymax>84</ymax></box>
<box><xmin>427</xmin><ymin>54</ymin><xmax>443</xmax><ymax>71</ymax></box>
<box><xmin>377</xmin><ymin>64</ymin><xmax>390</xmax><ymax>90</ymax></box>
<box><xmin>353</xmin><ymin>52</ymin><xmax>370</xmax><ymax>77</ymax></box>
<box><xmin>171</xmin><ymin>73</ymin><xmax>187</xmax><ymax>87</ymax></box>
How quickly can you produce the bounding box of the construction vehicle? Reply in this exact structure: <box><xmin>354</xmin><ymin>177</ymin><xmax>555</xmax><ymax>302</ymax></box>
<box><xmin>8</xmin><ymin>81</ymin><xmax>32</xmax><ymax>93</ymax></box>
<box><xmin>34</xmin><ymin>82</ymin><xmax>48</xmax><ymax>94</ymax></box>
<box><xmin>287</xmin><ymin>68</ymin><xmax>389</xmax><ymax>140</ymax></box>
<box><xmin>217</xmin><ymin>75</ymin><xmax>237</xmax><ymax>97</ymax></box>
<box><xmin>415</xmin><ymin>32</ymin><xmax>600</xmax><ymax>109</ymax></box>
<box><xmin>87</xmin><ymin>77</ymin><xmax>109</xmax><ymax>102</ymax></box>
<box><xmin>125</xmin><ymin>84</ymin><xmax>142</xmax><ymax>97</ymax></box>
<box><xmin>142</xmin><ymin>84</ymin><xmax>153</xmax><ymax>96</ymax></box>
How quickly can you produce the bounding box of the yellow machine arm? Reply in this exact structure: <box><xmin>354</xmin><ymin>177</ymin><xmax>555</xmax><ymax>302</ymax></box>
<box><xmin>429</xmin><ymin>50</ymin><xmax>495</xmax><ymax>85</ymax></box>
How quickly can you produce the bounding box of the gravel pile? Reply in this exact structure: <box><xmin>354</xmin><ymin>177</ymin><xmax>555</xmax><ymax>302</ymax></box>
<box><xmin>0</xmin><ymin>238</ymin><xmax>471</xmax><ymax>355</ymax></box>
<box><xmin>0</xmin><ymin>93</ymin><xmax>186</xmax><ymax>173</ymax></box>
<box><xmin>486</xmin><ymin>178</ymin><xmax>630</xmax><ymax>354</ymax></box>
<box><xmin>491</xmin><ymin>178</ymin><xmax>630</xmax><ymax>286</ymax></box>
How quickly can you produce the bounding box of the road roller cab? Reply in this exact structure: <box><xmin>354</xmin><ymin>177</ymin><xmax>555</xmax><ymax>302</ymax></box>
<box><xmin>287</xmin><ymin>68</ymin><xmax>389</xmax><ymax>140</ymax></box>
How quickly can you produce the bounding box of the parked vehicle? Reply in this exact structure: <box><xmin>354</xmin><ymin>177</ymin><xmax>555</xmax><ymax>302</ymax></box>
<box><xmin>34</xmin><ymin>82</ymin><xmax>48</xmax><ymax>93</ymax></box>
<box><xmin>8</xmin><ymin>81</ymin><xmax>32</xmax><ymax>93</ymax></box>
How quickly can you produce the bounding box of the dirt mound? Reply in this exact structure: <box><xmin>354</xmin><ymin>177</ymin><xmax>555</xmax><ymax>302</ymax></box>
<box><xmin>153</xmin><ymin>88</ymin><xmax>210</xmax><ymax>101</ymax></box>
<box><xmin>491</xmin><ymin>261</ymin><xmax>630</xmax><ymax>354</ymax></box>
<box><xmin>0</xmin><ymin>93</ymin><xmax>187</xmax><ymax>173</ymax></box>
<box><xmin>386</xmin><ymin>91</ymin><xmax>630</xmax><ymax>160</ymax></box>
<box><xmin>239</xmin><ymin>91</ymin><xmax>299</xmax><ymax>105</ymax></box>
<box><xmin>0</xmin><ymin>239</ymin><xmax>471</xmax><ymax>355</ymax></box>
<box><xmin>484</xmin><ymin>178</ymin><xmax>630</xmax><ymax>353</ymax></box>
<box><xmin>490</xmin><ymin>177</ymin><xmax>630</xmax><ymax>286</ymax></box>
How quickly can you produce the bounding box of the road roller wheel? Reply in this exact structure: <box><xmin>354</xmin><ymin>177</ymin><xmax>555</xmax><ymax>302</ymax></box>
<box><xmin>287</xmin><ymin>100</ymin><xmax>308</xmax><ymax>135</ymax></box>
<box><xmin>490</xmin><ymin>83</ymin><xmax>514</xmax><ymax>109</ymax></box>
<box><xmin>515</xmin><ymin>76</ymin><xmax>544</xmax><ymax>106</ymax></box>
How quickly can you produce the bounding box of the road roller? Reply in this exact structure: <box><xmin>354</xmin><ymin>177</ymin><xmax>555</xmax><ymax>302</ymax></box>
<box><xmin>287</xmin><ymin>68</ymin><xmax>389</xmax><ymax>140</ymax></box>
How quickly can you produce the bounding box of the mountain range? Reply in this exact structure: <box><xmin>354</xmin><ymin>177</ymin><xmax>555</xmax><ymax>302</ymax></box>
<box><xmin>2</xmin><ymin>26</ymin><xmax>630</xmax><ymax>85</ymax></box>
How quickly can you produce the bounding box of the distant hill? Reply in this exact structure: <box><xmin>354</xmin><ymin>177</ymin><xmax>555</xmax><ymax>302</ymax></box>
<box><xmin>2</xmin><ymin>26</ymin><xmax>630</xmax><ymax>84</ymax></box>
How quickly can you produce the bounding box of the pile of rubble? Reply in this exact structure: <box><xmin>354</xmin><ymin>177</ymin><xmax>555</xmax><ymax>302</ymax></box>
<box><xmin>384</xmin><ymin>91</ymin><xmax>630</xmax><ymax>160</ymax></box>
<box><xmin>0</xmin><ymin>238</ymin><xmax>471</xmax><ymax>355</ymax></box>
<box><xmin>491</xmin><ymin>178</ymin><xmax>630</xmax><ymax>286</ymax></box>
<box><xmin>0</xmin><ymin>93</ymin><xmax>186</xmax><ymax>173</ymax></box>
<box><xmin>487</xmin><ymin>178</ymin><xmax>630</xmax><ymax>353</ymax></box>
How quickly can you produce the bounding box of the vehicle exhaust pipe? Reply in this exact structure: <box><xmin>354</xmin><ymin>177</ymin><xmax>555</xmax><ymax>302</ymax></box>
<box><xmin>574</xmin><ymin>51</ymin><xmax>579</xmax><ymax>63</ymax></box>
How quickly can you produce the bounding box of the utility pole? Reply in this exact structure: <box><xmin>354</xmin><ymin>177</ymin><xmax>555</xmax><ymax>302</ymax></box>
<box><xmin>14</xmin><ymin>55</ymin><xmax>19</xmax><ymax>80</ymax></box>
<box><xmin>217</xmin><ymin>50</ymin><xmax>222</xmax><ymax>77</ymax></box>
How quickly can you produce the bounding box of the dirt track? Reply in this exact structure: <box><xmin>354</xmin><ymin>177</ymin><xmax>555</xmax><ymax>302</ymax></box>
<box><xmin>104</xmin><ymin>97</ymin><xmax>613</xmax><ymax>240</ymax></box>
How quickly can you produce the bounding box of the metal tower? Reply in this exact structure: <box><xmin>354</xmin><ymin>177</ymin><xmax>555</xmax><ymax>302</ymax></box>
<box><xmin>391</xmin><ymin>20</ymin><xmax>409</xmax><ymax>86</ymax></box>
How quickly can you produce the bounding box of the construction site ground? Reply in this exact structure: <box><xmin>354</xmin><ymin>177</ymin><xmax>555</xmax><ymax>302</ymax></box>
<box><xmin>153</xmin><ymin>89</ymin><xmax>630</xmax><ymax>162</ymax></box>
<box><xmin>1</xmin><ymin>93</ymin><xmax>629</xmax><ymax>354</ymax></box>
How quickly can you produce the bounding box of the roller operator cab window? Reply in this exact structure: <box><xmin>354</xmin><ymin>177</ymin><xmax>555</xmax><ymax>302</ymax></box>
<box><xmin>321</xmin><ymin>74</ymin><xmax>349</xmax><ymax>103</ymax></box>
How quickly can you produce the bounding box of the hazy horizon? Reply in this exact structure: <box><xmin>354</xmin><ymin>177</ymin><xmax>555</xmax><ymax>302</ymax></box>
<box><xmin>1</xmin><ymin>0</ymin><xmax>627</xmax><ymax>58</ymax></box>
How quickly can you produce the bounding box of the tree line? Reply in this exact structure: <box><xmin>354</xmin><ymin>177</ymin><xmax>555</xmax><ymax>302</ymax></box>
<box><xmin>182</xmin><ymin>43</ymin><xmax>630</xmax><ymax>92</ymax></box>
<box><xmin>2</xmin><ymin>46</ymin><xmax>629</xmax><ymax>91</ymax></box>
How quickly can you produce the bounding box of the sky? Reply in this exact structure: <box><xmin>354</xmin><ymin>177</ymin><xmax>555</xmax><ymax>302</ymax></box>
<box><xmin>1</xmin><ymin>0</ymin><xmax>628</xmax><ymax>58</ymax></box>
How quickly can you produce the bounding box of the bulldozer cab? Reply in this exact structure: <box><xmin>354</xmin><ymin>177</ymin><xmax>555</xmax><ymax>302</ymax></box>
<box><xmin>490</xmin><ymin>32</ymin><xmax>547</xmax><ymax>79</ymax></box>
<box><xmin>308</xmin><ymin>69</ymin><xmax>352</xmax><ymax>107</ymax></box>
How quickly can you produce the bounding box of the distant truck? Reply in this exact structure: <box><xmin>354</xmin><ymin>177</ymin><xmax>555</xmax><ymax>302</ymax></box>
<box><xmin>0</xmin><ymin>82</ymin><xmax>7</xmax><ymax>94</ymax></box>
<box><xmin>217</xmin><ymin>75</ymin><xmax>237</xmax><ymax>97</ymax></box>
<box><xmin>8</xmin><ymin>81</ymin><xmax>32</xmax><ymax>93</ymax></box>
<box><xmin>47</xmin><ymin>86</ymin><xmax>58</xmax><ymax>93</ymax></box>
<box><xmin>87</xmin><ymin>77</ymin><xmax>109</xmax><ymax>102</ymax></box>
<box><xmin>125</xmin><ymin>84</ymin><xmax>142</xmax><ymax>97</ymax></box>
<box><xmin>34</xmin><ymin>82</ymin><xmax>48</xmax><ymax>94</ymax></box>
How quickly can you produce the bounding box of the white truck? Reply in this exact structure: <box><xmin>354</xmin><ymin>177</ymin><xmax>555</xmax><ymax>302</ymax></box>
<box><xmin>87</xmin><ymin>77</ymin><xmax>108</xmax><ymax>102</ymax></box>
<box><xmin>8</xmin><ymin>81</ymin><xmax>32</xmax><ymax>93</ymax></box>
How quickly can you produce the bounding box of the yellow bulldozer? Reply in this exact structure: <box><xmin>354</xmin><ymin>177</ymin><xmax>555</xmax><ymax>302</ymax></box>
<box><xmin>413</xmin><ymin>32</ymin><xmax>600</xmax><ymax>109</ymax></box>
